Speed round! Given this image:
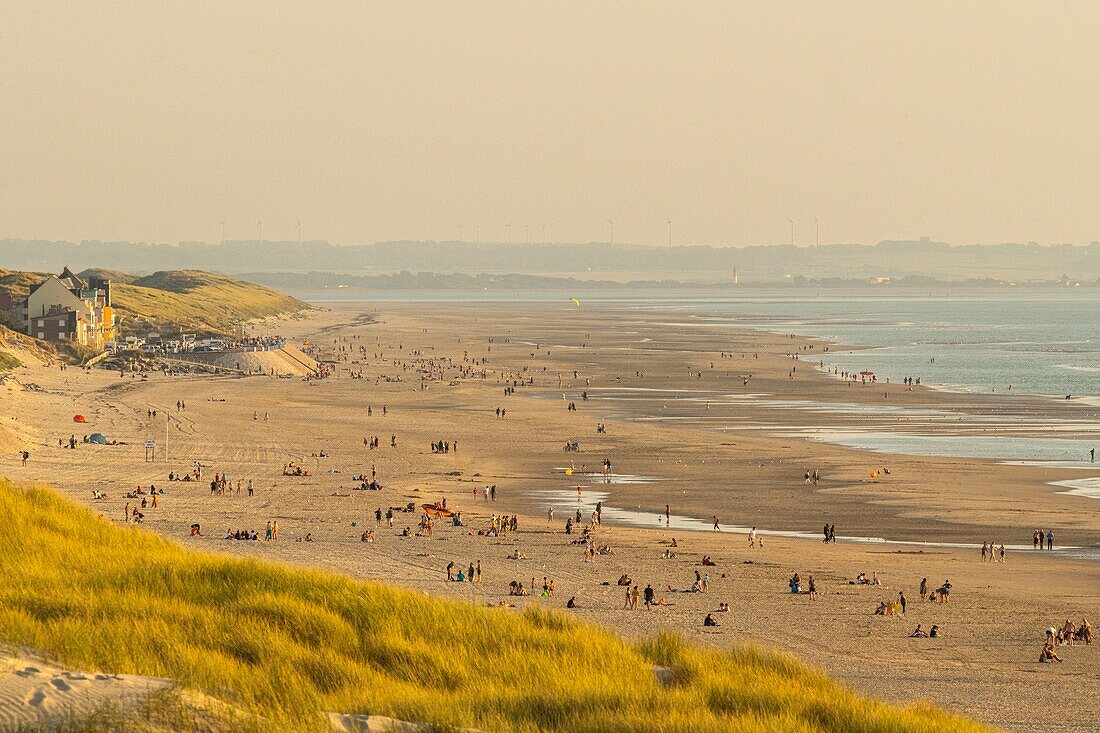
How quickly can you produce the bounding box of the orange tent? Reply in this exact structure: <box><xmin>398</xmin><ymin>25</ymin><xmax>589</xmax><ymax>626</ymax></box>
<box><xmin>73</xmin><ymin>415</ymin><xmax>86</xmax><ymax>423</ymax></box>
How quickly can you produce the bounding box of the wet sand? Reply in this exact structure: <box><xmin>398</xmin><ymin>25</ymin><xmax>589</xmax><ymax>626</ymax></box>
<box><xmin>1</xmin><ymin>301</ymin><xmax>1097</xmax><ymax>732</ymax></box>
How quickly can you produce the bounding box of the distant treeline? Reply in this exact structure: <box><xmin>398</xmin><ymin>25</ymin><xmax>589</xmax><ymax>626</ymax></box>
<box><xmin>2</xmin><ymin>238</ymin><xmax>1099</xmax><ymax>282</ymax></box>
<box><xmin>240</xmin><ymin>270</ymin><xmax>1099</xmax><ymax>293</ymax></box>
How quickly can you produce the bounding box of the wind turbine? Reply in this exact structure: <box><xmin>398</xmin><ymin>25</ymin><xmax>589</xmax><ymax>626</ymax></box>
<box><xmin>257</xmin><ymin>219</ymin><xmax>263</xmax><ymax>248</ymax></box>
<box><xmin>786</xmin><ymin>218</ymin><xmax>794</xmax><ymax>247</ymax></box>
<box><xmin>458</xmin><ymin>224</ymin><xmax>463</xmax><ymax>243</ymax></box>
<box><xmin>814</xmin><ymin>216</ymin><xmax>820</xmax><ymax>246</ymax></box>
<box><xmin>607</xmin><ymin>219</ymin><xmax>614</xmax><ymax>246</ymax></box>
<box><xmin>667</xmin><ymin>216</ymin><xmax>672</xmax><ymax>247</ymax></box>
<box><xmin>218</xmin><ymin>220</ymin><xmax>226</xmax><ymax>246</ymax></box>
<box><xmin>475</xmin><ymin>223</ymin><xmax>480</xmax><ymax>250</ymax></box>
<box><xmin>524</xmin><ymin>223</ymin><xmax>529</xmax><ymax>245</ymax></box>
<box><xmin>541</xmin><ymin>222</ymin><xmax>546</xmax><ymax>245</ymax></box>
<box><xmin>506</xmin><ymin>221</ymin><xmax>513</xmax><ymax>244</ymax></box>
<box><xmin>296</xmin><ymin>219</ymin><xmax>302</xmax><ymax>247</ymax></box>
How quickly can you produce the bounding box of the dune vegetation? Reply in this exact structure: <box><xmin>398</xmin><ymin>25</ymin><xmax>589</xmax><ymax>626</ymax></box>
<box><xmin>0</xmin><ymin>268</ymin><xmax>307</xmax><ymax>340</ymax></box>
<box><xmin>111</xmin><ymin>270</ymin><xmax>308</xmax><ymax>336</ymax></box>
<box><xmin>0</xmin><ymin>480</ymin><xmax>995</xmax><ymax>732</ymax></box>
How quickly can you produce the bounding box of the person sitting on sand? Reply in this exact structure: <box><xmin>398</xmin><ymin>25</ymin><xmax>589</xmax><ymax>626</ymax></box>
<box><xmin>1039</xmin><ymin>643</ymin><xmax>1063</xmax><ymax>663</ymax></box>
<box><xmin>910</xmin><ymin>624</ymin><xmax>928</xmax><ymax>637</ymax></box>
<box><xmin>509</xmin><ymin>549</ymin><xmax>527</xmax><ymax>560</ymax></box>
<box><xmin>717</xmin><ymin>602</ymin><xmax>730</xmax><ymax>613</ymax></box>
<box><xmin>566</xmin><ymin>596</ymin><xmax>577</xmax><ymax>609</ymax></box>
<box><xmin>703</xmin><ymin>613</ymin><xmax>719</xmax><ymax>627</ymax></box>
<box><xmin>789</xmin><ymin>573</ymin><xmax>801</xmax><ymax>593</ymax></box>
<box><xmin>702</xmin><ymin>555</ymin><xmax>715</xmax><ymax>566</ymax></box>
<box><xmin>617</xmin><ymin>574</ymin><xmax>632</xmax><ymax>586</ymax></box>
<box><xmin>662</xmin><ymin>548</ymin><xmax>676</xmax><ymax>559</ymax></box>
<box><xmin>1076</xmin><ymin>618</ymin><xmax>1094</xmax><ymax>644</ymax></box>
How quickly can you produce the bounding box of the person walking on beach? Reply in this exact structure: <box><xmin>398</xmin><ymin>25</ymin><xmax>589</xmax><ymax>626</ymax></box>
<box><xmin>1092</xmin><ymin>447</ymin><xmax>1095</xmax><ymax>463</ymax></box>
<box><xmin>808</xmin><ymin>575</ymin><xmax>817</xmax><ymax>601</ymax></box>
<box><xmin>631</xmin><ymin>584</ymin><xmax>640</xmax><ymax>610</ymax></box>
<box><xmin>748</xmin><ymin>527</ymin><xmax>757</xmax><ymax>548</ymax></box>
<box><xmin>20</xmin><ymin>450</ymin><xmax>29</xmax><ymax>466</ymax></box>
<box><xmin>665</xmin><ymin>504</ymin><xmax>671</xmax><ymax>524</ymax></box>
<box><xmin>643</xmin><ymin>584</ymin><xmax>655</xmax><ymax>609</ymax></box>
<box><xmin>898</xmin><ymin>591</ymin><xmax>907</xmax><ymax>615</ymax></box>
<box><xmin>919</xmin><ymin>577</ymin><xmax>928</xmax><ymax>601</ymax></box>
<box><xmin>712</xmin><ymin>516</ymin><xmax>720</xmax><ymax>531</ymax></box>
<box><xmin>1038</xmin><ymin>529</ymin><xmax>1045</xmax><ymax>549</ymax></box>
<box><xmin>547</xmin><ymin>507</ymin><xmax>555</xmax><ymax>525</ymax></box>
<box><xmin>1047</xmin><ymin>529</ymin><xmax>1054</xmax><ymax>550</ymax></box>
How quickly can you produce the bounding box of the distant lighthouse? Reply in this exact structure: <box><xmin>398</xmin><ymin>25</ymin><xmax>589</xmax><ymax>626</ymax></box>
<box><xmin>732</xmin><ymin>266</ymin><xmax>739</xmax><ymax>285</ymax></box>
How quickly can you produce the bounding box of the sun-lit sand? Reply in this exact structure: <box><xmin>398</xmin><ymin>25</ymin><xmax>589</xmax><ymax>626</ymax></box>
<box><xmin>0</xmin><ymin>648</ymin><xmax>170</xmax><ymax>730</ymax></box>
<box><xmin>1</xmin><ymin>301</ymin><xmax>1097</xmax><ymax>732</ymax></box>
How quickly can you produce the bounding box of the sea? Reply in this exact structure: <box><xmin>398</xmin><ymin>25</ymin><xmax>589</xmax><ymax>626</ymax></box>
<box><xmin>301</xmin><ymin>288</ymin><xmax>1100</xmax><ymax>482</ymax></box>
<box><xmin>302</xmin><ymin>287</ymin><xmax>1100</xmax><ymax>398</ymax></box>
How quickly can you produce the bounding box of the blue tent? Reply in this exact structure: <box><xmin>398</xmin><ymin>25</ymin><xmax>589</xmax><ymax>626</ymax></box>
<box><xmin>89</xmin><ymin>432</ymin><xmax>108</xmax><ymax>445</ymax></box>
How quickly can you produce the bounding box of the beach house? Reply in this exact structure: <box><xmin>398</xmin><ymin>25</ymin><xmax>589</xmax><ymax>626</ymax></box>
<box><xmin>22</xmin><ymin>268</ymin><xmax>115</xmax><ymax>349</ymax></box>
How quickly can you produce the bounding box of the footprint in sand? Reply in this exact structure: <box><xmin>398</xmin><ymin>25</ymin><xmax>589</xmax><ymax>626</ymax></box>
<box><xmin>50</xmin><ymin>678</ymin><xmax>72</xmax><ymax>692</ymax></box>
<box><xmin>14</xmin><ymin>667</ymin><xmax>39</xmax><ymax>678</ymax></box>
<box><xmin>25</xmin><ymin>689</ymin><xmax>46</xmax><ymax>707</ymax></box>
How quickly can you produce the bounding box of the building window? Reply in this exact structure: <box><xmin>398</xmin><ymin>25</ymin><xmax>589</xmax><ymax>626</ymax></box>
<box><xmin>37</xmin><ymin>332</ymin><xmax>45</xmax><ymax>339</ymax></box>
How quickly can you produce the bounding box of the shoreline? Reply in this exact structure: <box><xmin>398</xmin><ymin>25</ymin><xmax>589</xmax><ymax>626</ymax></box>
<box><xmin>0</xmin><ymin>300</ymin><xmax>1096</xmax><ymax>731</ymax></box>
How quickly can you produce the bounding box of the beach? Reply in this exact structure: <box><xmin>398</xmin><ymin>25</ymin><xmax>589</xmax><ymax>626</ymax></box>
<box><xmin>1</xmin><ymin>300</ymin><xmax>1097</xmax><ymax>732</ymax></box>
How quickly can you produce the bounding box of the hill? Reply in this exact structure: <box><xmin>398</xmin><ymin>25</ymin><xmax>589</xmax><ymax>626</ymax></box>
<box><xmin>0</xmin><ymin>268</ymin><xmax>308</xmax><ymax>338</ymax></box>
<box><xmin>0</xmin><ymin>479</ymin><xmax>993</xmax><ymax>733</ymax></box>
<box><xmin>111</xmin><ymin>269</ymin><xmax>309</xmax><ymax>336</ymax></box>
<box><xmin>77</xmin><ymin>267</ymin><xmax>137</xmax><ymax>284</ymax></box>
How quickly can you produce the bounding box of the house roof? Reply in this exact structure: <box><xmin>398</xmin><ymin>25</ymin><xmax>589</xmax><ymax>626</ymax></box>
<box><xmin>57</xmin><ymin>266</ymin><xmax>85</xmax><ymax>291</ymax></box>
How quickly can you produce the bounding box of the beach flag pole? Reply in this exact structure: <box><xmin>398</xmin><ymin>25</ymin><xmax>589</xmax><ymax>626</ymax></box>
<box><xmin>166</xmin><ymin>412</ymin><xmax>170</xmax><ymax>462</ymax></box>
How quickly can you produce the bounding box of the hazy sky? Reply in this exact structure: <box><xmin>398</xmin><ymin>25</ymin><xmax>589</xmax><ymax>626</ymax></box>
<box><xmin>2</xmin><ymin>2</ymin><xmax>1099</xmax><ymax>247</ymax></box>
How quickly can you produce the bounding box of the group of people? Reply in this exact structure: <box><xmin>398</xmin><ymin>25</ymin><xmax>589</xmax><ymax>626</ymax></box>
<box><xmin>980</xmin><ymin>542</ymin><xmax>1006</xmax><ymax>562</ymax></box>
<box><xmin>446</xmin><ymin>560</ymin><xmax>482</xmax><ymax>583</ymax></box>
<box><xmin>1032</xmin><ymin>529</ymin><xmax>1056</xmax><ymax>550</ymax></box>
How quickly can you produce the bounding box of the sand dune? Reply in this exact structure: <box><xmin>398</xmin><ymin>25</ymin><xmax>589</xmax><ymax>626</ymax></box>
<box><xmin>0</xmin><ymin>649</ymin><xmax>169</xmax><ymax>730</ymax></box>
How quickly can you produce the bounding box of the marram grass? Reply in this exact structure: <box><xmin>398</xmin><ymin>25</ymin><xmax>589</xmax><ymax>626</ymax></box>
<box><xmin>0</xmin><ymin>480</ymin><xmax>995</xmax><ymax>732</ymax></box>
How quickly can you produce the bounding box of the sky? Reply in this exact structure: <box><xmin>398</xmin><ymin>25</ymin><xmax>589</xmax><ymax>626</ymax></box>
<box><xmin>1</xmin><ymin>1</ymin><xmax>1099</xmax><ymax>247</ymax></box>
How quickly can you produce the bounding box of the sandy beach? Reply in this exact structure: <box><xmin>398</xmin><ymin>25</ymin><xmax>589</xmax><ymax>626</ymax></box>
<box><xmin>1</xmin><ymin>301</ymin><xmax>1097</xmax><ymax>732</ymax></box>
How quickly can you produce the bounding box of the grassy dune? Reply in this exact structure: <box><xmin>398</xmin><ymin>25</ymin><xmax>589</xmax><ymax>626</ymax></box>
<box><xmin>112</xmin><ymin>270</ymin><xmax>308</xmax><ymax>336</ymax></box>
<box><xmin>0</xmin><ymin>269</ymin><xmax>306</xmax><ymax>339</ymax></box>
<box><xmin>0</xmin><ymin>480</ymin><xmax>995</xmax><ymax>732</ymax></box>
